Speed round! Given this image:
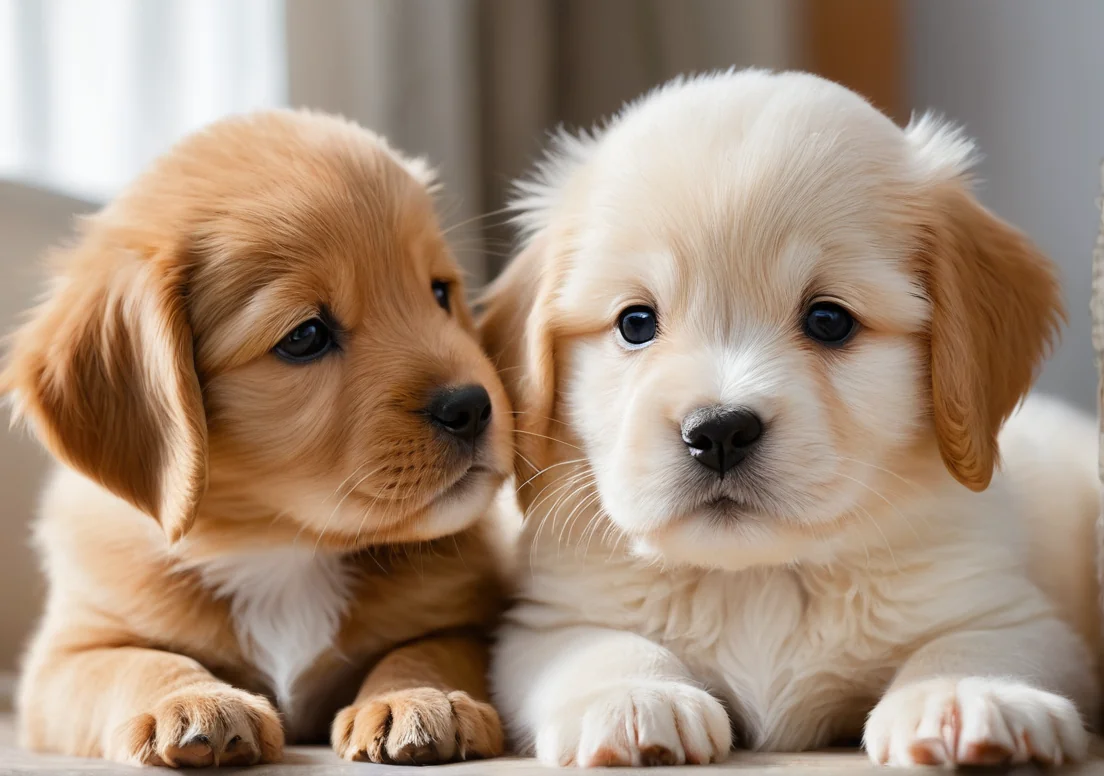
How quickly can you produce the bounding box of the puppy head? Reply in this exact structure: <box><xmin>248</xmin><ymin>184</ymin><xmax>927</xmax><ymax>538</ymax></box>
<box><xmin>482</xmin><ymin>71</ymin><xmax>1061</xmax><ymax>570</ymax></box>
<box><xmin>3</xmin><ymin>110</ymin><xmax>512</xmax><ymax>546</ymax></box>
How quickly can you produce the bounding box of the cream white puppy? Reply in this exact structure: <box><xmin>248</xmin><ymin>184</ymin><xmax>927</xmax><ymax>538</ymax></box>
<box><xmin>480</xmin><ymin>70</ymin><xmax>1101</xmax><ymax>768</ymax></box>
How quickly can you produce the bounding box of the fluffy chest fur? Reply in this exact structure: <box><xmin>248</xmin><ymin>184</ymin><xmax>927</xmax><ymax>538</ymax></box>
<box><xmin>190</xmin><ymin>548</ymin><xmax>352</xmax><ymax>714</ymax></box>
<box><xmin>515</xmin><ymin>511</ymin><xmax>1050</xmax><ymax>752</ymax></box>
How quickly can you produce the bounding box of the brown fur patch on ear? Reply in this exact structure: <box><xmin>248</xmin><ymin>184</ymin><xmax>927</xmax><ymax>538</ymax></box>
<box><xmin>2</xmin><ymin>231</ymin><xmax>207</xmax><ymax>541</ymax></box>
<box><xmin>920</xmin><ymin>186</ymin><xmax>1064</xmax><ymax>491</ymax></box>
<box><xmin>477</xmin><ymin>233</ymin><xmax>559</xmax><ymax>507</ymax></box>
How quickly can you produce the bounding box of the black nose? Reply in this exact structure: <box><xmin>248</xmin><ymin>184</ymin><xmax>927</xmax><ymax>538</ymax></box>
<box><xmin>427</xmin><ymin>385</ymin><xmax>492</xmax><ymax>444</ymax></box>
<box><xmin>682</xmin><ymin>407</ymin><xmax>763</xmax><ymax>475</ymax></box>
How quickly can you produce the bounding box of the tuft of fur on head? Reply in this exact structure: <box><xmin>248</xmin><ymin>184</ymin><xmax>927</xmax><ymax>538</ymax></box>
<box><xmin>904</xmin><ymin>112</ymin><xmax>982</xmax><ymax>186</ymax></box>
<box><xmin>509</xmin><ymin>127</ymin><xmax>600</xmax><ymax>244</ymax></box>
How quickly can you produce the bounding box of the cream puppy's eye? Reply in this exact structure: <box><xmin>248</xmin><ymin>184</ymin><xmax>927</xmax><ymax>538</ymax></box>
<box><xmin>803</xmin><ymin>302</ymin><xmax>857</xmax><ymax>346</ymax></box>
<box><xmin>432</xmin><ymin>279</ymin><xmax>451</xmax><ymax>313</ymax></box>
<box><xmin>273</xmin><ymin>318</ymin><xmax>334</xmax><ymax>363</ymax></box>
<box><xmin>617</xmin><ymin>305</ymin><xmax>658</xmax><ymax>348</ymax></box>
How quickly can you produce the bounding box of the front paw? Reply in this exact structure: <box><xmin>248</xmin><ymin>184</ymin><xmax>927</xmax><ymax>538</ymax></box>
<box><xmin>112</xmin><ymin>685</ymin><xmax>284</xmax><ymax>767</ymax></box>
<box><xmin>536</xmin><ymin>680</ymin><xmax>732</xmax><ymax>767</ymax></box>
<box><xmin>864</xmin><ymin>677</ymin><xmax>1088</xmax><ymax>767</ymax></box>
<box><xmin>332</xmin><ymin>688</ymin><xmax>503</xmax><ymax>764</ymax></box>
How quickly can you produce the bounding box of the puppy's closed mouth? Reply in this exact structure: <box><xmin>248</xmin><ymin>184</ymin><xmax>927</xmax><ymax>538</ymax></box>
<box><xmin>434</xmin><ymin>464</ymin><xmax>497</xmax><ymax>504</ymax></box>
<box><xmin>701</xmin><ymin>496</ymin><xmax>753</xmax><ymax>521</ymax></box>
<box><xmin>654</xmin><ymin>496</ymin><xmax>757</xmax><ymax>539</ymax></box>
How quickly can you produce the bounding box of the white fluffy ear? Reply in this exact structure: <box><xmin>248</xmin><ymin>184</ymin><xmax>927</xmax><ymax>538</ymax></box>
<box><xmin>509</xmin><ymin>127</ymin><xmax>598</xmax><ymax>242</ymax></box>
<box><xmin>400</xmin><ymin>155</ymin><xmax>441</xmax><ymax>195</ymax></box>
<box><xmin>905</xmin><ymin>112</ymin><xmax>981</xmax><ymax>186</ymax></box>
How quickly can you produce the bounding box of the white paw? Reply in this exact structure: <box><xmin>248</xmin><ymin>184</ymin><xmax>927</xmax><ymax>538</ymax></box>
<box><xmin>535</xmin><ymin>680</ymin><xmax>732</xmax><ymax>767</ymax></box>
<box><xmin>864</xmin><ymin>677</ymin><xmax>1088</xmax><ymax>767</ymax></box>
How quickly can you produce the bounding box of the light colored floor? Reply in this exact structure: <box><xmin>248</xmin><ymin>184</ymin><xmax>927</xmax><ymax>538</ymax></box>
<box><xmin>4</xmin><ymin>713</ymin><xmax>1104</xmax><ymax>775</ymax></box>
<box><xmin>2</xmin><ymin>680</ymin><xmax>1102</xmax><ymax>775</ymax></box>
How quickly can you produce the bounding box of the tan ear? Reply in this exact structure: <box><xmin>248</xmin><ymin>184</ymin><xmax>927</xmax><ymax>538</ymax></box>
<box><xmin>921</xmin><ymin>186</ymin><xmax>1064</xmax><ymax>491</ymax></box>
<box><xmin>2</xmin><ymin>236</ymin><xmax>208</xmax><ymax>541</ymax></box>
<box><xmin>477</xmin><ymin>233</ymin><xmax>559</xmax><ymax>507</ymax></box>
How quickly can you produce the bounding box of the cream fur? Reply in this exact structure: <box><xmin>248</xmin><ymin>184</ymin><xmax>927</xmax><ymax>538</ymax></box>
<box><xmin>483</xmin><ymin>70</ymin><xmax>1101</xmax><ymax>768</ymax></box>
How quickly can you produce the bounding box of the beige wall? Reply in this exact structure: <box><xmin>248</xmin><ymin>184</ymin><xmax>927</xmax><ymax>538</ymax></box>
<box><xmin>0</xmin><ymin>181</ymin><xmax>94</xmax><ymax>670</ymax></box>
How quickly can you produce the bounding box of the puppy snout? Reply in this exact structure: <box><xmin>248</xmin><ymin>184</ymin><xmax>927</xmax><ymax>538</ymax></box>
<box><xmin>682</xmin><ymin>407</ymin><xmax>762</xmax><ymax>475</ymax></box>
<box><xmin>426</xmin><ymin>384</ymin><xmax>492</xmax><ymax>445</ymax></box>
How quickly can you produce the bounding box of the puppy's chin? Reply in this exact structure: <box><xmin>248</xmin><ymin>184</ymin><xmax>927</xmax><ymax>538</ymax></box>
<box><xmin>627</xmin><ymin>519</ymin><xmax>830</xmax><ymax>572</ymax></box>
<box><xmin>353</xmin><ymin>465</ymin><xmax>505</xmax><ymax>545</ymax></box>
<box><xmin>415</xmin><ymin>466</ymin><xmax>505</xmax><ymax>540</ymax></box>
<box><xmin>284</xmin><ymin>466</ymin><xmax>506</xmax><ymax>550</ymax></box>
<box><xmin>616</xmin><ymin>491</ymin><xmax>854</xmax><ymax>572</ymax></box>
<box><xmin>624</xmin><ymin>508</ymin><xmax>783</xmax><ymax>571</ymax></box>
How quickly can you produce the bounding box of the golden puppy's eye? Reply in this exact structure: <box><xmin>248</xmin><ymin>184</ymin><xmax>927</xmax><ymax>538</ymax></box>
<box><xmin>432</xmin><ymin>279</ymin><xmax>451</xmax><ymax>313</ymax></box>
<box><xmin>803</xmin><ymin>302</ymin><xmax>857</xmax><ymax>346</ymax></box>
<box><xmin>273</xmin><ymin>318</ymin><xmax>334</xmax><ymax>363</ymax></box>
<box><xmin>617</xmin><ymin>305</ymin><xmax>658</xmax><ymax>348</ymax></box>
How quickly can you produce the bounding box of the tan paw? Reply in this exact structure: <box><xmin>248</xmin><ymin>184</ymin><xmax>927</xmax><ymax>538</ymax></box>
<box><xmin>332</xmin><ymin>688</ymin><xmax>503</xmax><ymax>764</ymax></box>
<box><xmin>865</xmin><ymin>677</ymin><xmax>1088</xmax><ymax>767</ymax></box>
<box><xmin>112</xmin><ymin>685</ymin><xmax>284</xmax><ymax>767</ymax></box>
<box><xmin>535</xmin><ymin>680</ymin><xmax>732</xmax><ymax>767</ymax></box>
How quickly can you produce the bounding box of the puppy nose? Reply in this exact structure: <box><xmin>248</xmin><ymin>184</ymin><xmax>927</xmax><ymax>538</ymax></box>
<box><xmin>427</xmin><ymin>385</ymin><xmax>492</xmax><ymax>444</ymax></box>
<box><xmin>682</xmin><ymin>407</ymin><xmax>763</xmax><ymax>475</ymax></box>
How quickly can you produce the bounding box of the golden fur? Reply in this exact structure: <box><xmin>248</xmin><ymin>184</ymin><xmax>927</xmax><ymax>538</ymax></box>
<box><xmin>920</xmin><ymin>182</ymin><xmax>1064</xmax><ymax>491</ymax></box>
<box><xmin>3</xmin><ymin>110</ymin><xmax>512</xmax><ymax>767</ymax></box>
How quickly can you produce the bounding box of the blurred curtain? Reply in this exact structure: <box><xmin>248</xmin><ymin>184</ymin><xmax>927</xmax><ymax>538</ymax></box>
<box><xmin>0</xmin><ymin>0</ymin><xmax>906</xmax><ymax>283</ymax></box>
<box><xmin>0</xmin><ymin>0</ymin><xmax>286</xmax><ymax>673</ymax></box>
<box><xmin>0</xmin><ymin>0</ymin><xmax>799</xmax><ymax>276</ymax></box>
<box><xmin>285</xmin><ymin>0</ymin><xmax>799</xmax><ymax>282</ymax></box>
<box><xmin>0</xmin><ymin>0</ymin><xmax>285</xmax><ymax>202</ymax></box>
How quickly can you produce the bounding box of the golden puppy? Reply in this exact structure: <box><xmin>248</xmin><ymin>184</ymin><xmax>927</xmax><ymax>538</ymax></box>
<box><xmin>483</xmin><ymin>70</ymin><xmax>1100</xmax><ymax>768</ymax></box>
<box><xmin>3</xmin><ymin>110</ymin><xmax>512</xmax><ymax>767</ymax></box>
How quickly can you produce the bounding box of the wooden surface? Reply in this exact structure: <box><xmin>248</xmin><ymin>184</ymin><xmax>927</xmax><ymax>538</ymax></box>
<box><xmin>3</xmin><ymin>713</ymin><xmax>1104</xmax><ymax>775</ymax></box>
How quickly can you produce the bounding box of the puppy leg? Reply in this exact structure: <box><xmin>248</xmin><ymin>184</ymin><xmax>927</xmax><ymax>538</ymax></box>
<box><xmin>331</xmin><ymin>634</ymin><xmax>503</xmax><ymax>764</ymax></box>
<box><xmin>19</xmin><ymin>645</ymin><xmax>283</xmax><ymax>767</ymax></box>
<box><xmin>493</xmin><ymin>624</ymin><xmax>732</xmax><ymax>767</ymax></box>
<box><xmin>864</xmin><ymin>618</ymin><xmax>1096</xmax><ymax>768</ymax></box>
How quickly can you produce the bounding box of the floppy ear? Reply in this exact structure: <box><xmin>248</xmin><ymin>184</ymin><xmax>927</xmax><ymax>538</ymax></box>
<box><xmin>477</xmin><ymin>233</ymin><xmax>559</xmax><ymax>506</ymax></box>
<box><xmin>920</xmin><ymin>185</ymin><xmax>1064</xmax><ymax>491</ymax></box>
<box><xmin>2</xmin><ymin>234</ymin><xmax>208</xmax><ymax>541</ymax></box>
